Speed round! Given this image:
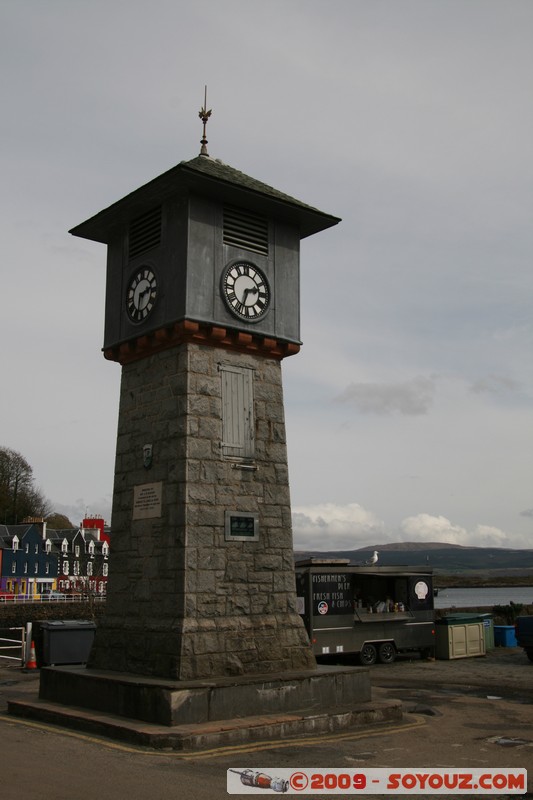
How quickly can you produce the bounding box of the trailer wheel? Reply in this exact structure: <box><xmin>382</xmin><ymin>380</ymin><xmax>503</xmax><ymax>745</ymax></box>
<box><xmin>378</xmin><ymin>642</ymin><xmax>396</xmax><ymax>664</ymax></box>
<box><xmin>359</xmin><ymin>643</ymin><xmax>377</xmax><ymax>666</ymax></box>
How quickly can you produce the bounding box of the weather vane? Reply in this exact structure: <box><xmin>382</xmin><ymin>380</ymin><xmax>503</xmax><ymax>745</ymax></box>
<box><xmin>199</xmin><ymin>85</ymin><xmax>212</xmax><ymax>156</ymax></box>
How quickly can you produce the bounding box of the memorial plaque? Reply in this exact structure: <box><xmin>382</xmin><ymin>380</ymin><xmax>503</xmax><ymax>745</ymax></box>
<box><xmin>132</xmin><ymin>482</ymin><xmax>163</xmax><ymax>520</ymax></box>
<box><xmin>224</xmin><ymin>510</ymin><xmax>259</xmax><ymax>541</ymax></box>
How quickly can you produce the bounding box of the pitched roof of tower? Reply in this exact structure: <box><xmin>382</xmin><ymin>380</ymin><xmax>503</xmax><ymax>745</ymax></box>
<box><xmin>70</xmin><ymin>154</ymin><xmax>340</xmax><ymax>244</ymax></box>
<box><xmin>181</xmin><ymin>155</ymin><xmax>328</xmax><ymax>213</ymax></box>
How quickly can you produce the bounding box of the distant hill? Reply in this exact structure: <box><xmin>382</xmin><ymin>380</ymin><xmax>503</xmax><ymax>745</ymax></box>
<box><xmin>358</xmin><ymin>541</ymin><xmax>472</xmax><ymax>551</ymax></box>
<box><xmin>294</xmin><ymin>542</ymin><xmax>533</xmax><ymax>574</ymax></box>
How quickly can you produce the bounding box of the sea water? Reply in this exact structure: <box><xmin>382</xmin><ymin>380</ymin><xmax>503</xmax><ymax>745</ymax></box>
<box><xmin>435</xmin><ymin>585</ymin><xmax>533</xmax><ymax>609</ymax></box>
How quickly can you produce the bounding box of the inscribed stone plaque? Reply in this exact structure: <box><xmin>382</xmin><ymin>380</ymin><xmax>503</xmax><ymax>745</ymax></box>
<box><xmin>133</xmin><ymin>482</ymin><xmax>163</xmax><ymax>520</ymax></box>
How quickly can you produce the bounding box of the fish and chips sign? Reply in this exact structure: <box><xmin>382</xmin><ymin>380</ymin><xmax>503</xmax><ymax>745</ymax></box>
<box><xmin>312</xmin><ymin>573</ymin><xmax>352</xmax><ymax>615</ymax></box>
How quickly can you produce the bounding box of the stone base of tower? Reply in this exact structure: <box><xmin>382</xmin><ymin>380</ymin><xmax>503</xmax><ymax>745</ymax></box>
<box><xmin>87</xmin><ymin>612</ymin><xmax>316</xmax><ymax>679</ymax></box>
<box><xmin>86</xmin><ymin>342</ymin><xmax>320</xmax><ymax>682</ymax></box>
<box><xmin>9</xmin><ymin>663</ymin><xmax>403</xmax><ymax>751</ymax></box>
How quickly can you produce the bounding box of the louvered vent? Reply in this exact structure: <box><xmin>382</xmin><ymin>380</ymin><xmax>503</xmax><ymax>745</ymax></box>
<box><xmin>128</xmin><ymin>207</ymin><xmax>162</xmax><ymax>260</ymax></box>
<box><xmin>223</xmin><ymin>206</ymin><xmax>269</xmax><ymax>256</ymax></box>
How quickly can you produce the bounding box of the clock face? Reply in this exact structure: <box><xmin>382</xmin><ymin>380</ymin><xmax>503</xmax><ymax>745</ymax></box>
<box><xmin>222</xmin><ymin>262</ymin><xmax>270</xmax><ymax>321</ymax></box>
<box><xmin>126</xmin><ymin>267</ymin><xmax>158</xmax><ymax>323</ymax></box>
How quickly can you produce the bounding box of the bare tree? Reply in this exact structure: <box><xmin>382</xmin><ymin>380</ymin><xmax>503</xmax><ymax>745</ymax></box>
<box><xmin>0</xmin><ymin>446</ymin><xmax>51</xmax><ymax>524</ymax></box>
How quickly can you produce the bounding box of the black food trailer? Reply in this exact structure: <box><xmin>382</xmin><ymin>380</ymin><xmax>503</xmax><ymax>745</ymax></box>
<box><xmin>295</xmin><ymin>559</ymin><xmax>435</xmax><ymax>664</ymax></box>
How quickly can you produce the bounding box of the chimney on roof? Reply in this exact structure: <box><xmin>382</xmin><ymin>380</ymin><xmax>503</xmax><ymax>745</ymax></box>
<box><xmin>83</xmin><ymin>516</ymin><xmax>105</xmax><ymax>540</ymax></box>
<box><xmin>22</xmin><ymin>517</ymin><xmax>47</xmax><ymax>539</ymax></box>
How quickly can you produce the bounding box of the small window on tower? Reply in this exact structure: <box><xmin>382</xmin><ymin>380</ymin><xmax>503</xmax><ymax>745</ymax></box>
<box><xmin>219</xmin><ymin>364</ymin><xmax>255</xmax><ymax>461</ymax></box>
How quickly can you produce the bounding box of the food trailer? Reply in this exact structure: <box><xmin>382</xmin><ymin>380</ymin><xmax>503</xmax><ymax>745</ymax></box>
<box><xmin>295</xmin><ymin>559</ymin><xmax>435</xmax><ymax>664</ymax></box>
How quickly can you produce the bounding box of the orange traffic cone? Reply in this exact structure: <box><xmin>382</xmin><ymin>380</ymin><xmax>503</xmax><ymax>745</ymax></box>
<box><xmin>24</xmin><ymin>640</ymin><xmax>38</xmax><ymax>671</ymax></box>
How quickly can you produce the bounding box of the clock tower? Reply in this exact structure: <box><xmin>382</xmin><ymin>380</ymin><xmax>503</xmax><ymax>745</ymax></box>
<box><xmin>68</xmin><ymin>115</ymin><xmax>340</xmax><ymax>681</ymax></box>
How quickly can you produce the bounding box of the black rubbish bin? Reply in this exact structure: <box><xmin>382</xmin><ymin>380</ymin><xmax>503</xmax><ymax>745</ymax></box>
<box><xmin>40</xmin><ymin>620</ymin><xmax>96</xmax><ymax>666</ymax></box>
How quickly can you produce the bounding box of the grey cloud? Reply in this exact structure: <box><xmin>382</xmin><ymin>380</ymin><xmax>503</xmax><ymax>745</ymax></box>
<box><xmin>292</xmin><ymin>512</ymin><xmax>327</xmax><ymax>529</ymax></box>
<box><xmin>519</xmin><ymin>509</ymin><xmax>533</xmax><ymax>519</ymax></box>
<box><xmin>335</xmin><ymin>376</ymin><xmax>435</xmax><ymax>416</ymax></box>
<box><xmin>292</xmin><ymin>503</ymin><xmax>386</xmax><ymax>550</ymax></box>
<box><xmin>469</xmin><ymin>374</ymin><xmax>521</xmax><ymax>394</ymax></box>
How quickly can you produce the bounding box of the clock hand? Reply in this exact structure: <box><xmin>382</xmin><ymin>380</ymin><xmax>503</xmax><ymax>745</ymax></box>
<box><xmin>242</xmin><ymin>286</ymin><xmax>259</xmax><ymax>304</ymax></box>
<box><xmin>137</xmin><ymin>285</ymin><xmax>152</xmax><ymax>306</ymax></box>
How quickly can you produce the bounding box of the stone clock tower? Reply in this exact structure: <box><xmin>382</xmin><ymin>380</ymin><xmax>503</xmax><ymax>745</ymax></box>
<box><xmin>69</xmin><ymin>120</ymin><xmax>340</xmax><ymax>681</ymax></box>
<box><xmin>9</xmin><ymin>114</ymin><xmax>390</xmax><ymax>748</ymax></box>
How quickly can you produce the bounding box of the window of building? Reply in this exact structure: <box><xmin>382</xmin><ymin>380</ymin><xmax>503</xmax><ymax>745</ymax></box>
<box><xmin>75</xmin><ymin>545</ymin><xmax>80</xmax><ymax>557</ymax></box>
<box><xmin>73</xmin><ymin>561</ymin><xmax>80</xmax><ymax>576</ymax></box>
<box><xmin>23</xmin><ymin>562</ymin><xmax>28</xmax><ymax>574</ymax></box>
<box><xmin>103</xmin><ymin>563</ymin><xmax>108</xmax><ymax>577</ymax></box>
<box><xmin>34</xmin><ymin>544</ymin><xmax>39</xmax><ymax>554</ymax></box>
<box><xmin>11</xmin><ymin>563</ymin><xmax>16</xmax><ymax>574</ymax></box>
<box><xmin>45</xmin><ymin>563</ymin><xmax>50</xmax><ymax>575</ymax></box>
<box><xmin>219</xmin><ymin>364</ymin><xmax>255</xmax><ymax>461</ymax></box>
<box><xmin>12</xmin><ymin>536</ymin><xmax>19</xmax><ymax>551</ymax></box>
<box><xmin>25</xmin><ymin>543</ymin><xmax>29</xmax><ymax>554</ymax></box>
<box><xmin>34</xmin><ymin>563</ymin><xmax>38</xmax><ymax>574</ymax></box>
<box><xmin>63</xmin><ymin>560</ymin><xmax>69</xmax><ymax>576</ymax></box>
<box><xmin>87</xmin><ymin>561</ymin><xmax>93</xmax><ymax>576</ymax></box>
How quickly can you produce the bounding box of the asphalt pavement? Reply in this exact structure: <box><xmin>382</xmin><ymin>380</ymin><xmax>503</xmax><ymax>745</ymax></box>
<box><xmin>0</xmin><ymin>648</ymin><xmax>531</xmax><ymax>800</ymax></box>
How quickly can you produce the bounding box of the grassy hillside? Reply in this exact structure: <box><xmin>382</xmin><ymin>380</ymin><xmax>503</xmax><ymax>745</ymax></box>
<box><xmin>294</xmin><ymin>543</ymin><xmax>533</xmax><ymax>581</ymax></box>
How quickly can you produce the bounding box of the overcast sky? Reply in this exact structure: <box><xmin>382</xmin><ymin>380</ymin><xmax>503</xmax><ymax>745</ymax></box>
<box><xmin>1</xmin><ymin>0</ymin><xmax>532</xmax><ymax>551</ymax></box>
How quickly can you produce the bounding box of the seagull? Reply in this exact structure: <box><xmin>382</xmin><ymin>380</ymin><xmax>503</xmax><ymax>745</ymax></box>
<box><xmin>354</xmin><ymin>550</ymin><xmax>379</xmax><ymax>566</ymax></box>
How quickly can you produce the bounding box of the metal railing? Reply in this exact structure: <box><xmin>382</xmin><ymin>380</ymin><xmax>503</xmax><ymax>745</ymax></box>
<box><xmin>0</xmin><ymin>594</ymin><xmax>106</xmax><ymax>604</ymax></box>
<box><xmin>0</xmin><ymin>626</ymin><xmax>26</xmax><ymax>666</ymax></box>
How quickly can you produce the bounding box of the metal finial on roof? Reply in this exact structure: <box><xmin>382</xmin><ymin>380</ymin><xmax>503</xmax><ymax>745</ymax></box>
<box><xmin>198</xmin><ymin>85</ymin><xmax>212</xmax><ymax>157</ymax></box>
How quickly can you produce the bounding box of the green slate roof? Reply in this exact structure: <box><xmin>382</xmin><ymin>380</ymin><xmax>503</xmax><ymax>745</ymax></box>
<box><xmin>181</xmin><ymin>155</ymin><xmax>333</xmax><ymax>217</ymax></box>
<box><xmin>70</xmin><ymin>153</ymin><xmax>341</xmax><ymax>243</ymax></box>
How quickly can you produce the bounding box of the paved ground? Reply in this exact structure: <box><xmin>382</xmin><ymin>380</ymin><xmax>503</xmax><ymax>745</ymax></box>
<box><xmin>0</xmin><ymin>648</ymin><xmax>531</xmax><ymax>799</ymax></box>
<box><xmin>367</xmin><ymin>646</ymin><xmax>533</xmax><ymax>702</ymax></box>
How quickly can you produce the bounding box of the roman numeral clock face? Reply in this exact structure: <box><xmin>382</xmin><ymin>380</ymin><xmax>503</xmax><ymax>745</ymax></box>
<box><xmin>126</xmin><ymin>267</ymin><xmax>158</xmax><ymax>323</ymax></box>
<box><xmin>222</xmin><ymin>262</ymin><xmax>270</xmax><ymax>321</ymax></box>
